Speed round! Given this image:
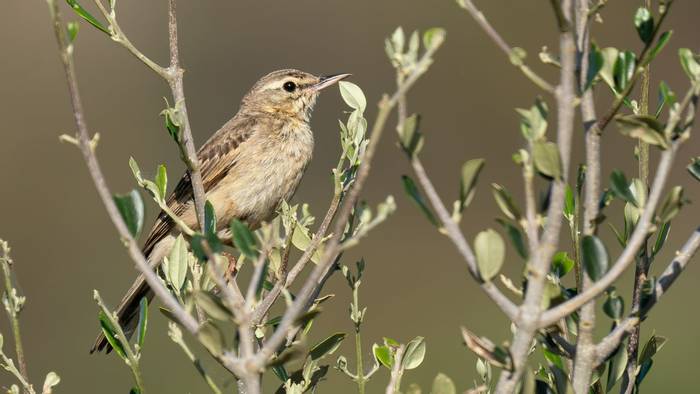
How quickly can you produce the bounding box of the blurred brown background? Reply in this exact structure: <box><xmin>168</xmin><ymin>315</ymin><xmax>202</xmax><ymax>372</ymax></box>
<box><xmin>1</xmin><ymin>0</ymin><xmax>699</xmax><ymax>392</ymax></box>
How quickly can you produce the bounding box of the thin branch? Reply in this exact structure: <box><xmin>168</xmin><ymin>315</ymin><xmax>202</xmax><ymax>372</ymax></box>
<box><xmin>572</xmin><ymin>0</ymin><xmax>599</xmax><ymax>390</ymax></box>
<box><xmin>94</xmin><ymin>291</ymin><xmax>146</xmax><ymax>392</ymax></box>
<box><xmin>594</xmin><ymin>317</ymin><xmax>640</xmax><ymax>367</ymax></box>
<box><xmin>641</xmin><ymin>226</ymin><xmax>700</xmax><ymax>315</ymax></box>
<box><xmin>166</xmin><ymin>0</ymin><xmax>207</xmax><ymax>228</ymax></box>
<box><xmin>494</xmin><ymin>1</ymin><xmax>577</xmax><ymax>391</ymax></box>
<box><xmin>385</xmin><ymin>346</ymin><xmax>405</xmax><ymax>394</ymax></box>
<box><xmin>0</xmin><ymin>241</ymin><xmax>29</xmax><ymax>387</ymax></box>
<box><xmin>410</xmin><ymin>158</ymin><xmax>518</xmax><ymax>320</ymax></box>
<box><xmin>0</xmin><ymin>241</ymin><xmax>32</xmax><ymax>394</ymax></box>
<box><xmin>458</xmin><ymin>0</ymin><xmax>555</xmax><ymax>93</ymax></box>
<box><xmin>622</xmin><ymin>2</ymin><xmax>653</xmax><ymax>391</ymax></box>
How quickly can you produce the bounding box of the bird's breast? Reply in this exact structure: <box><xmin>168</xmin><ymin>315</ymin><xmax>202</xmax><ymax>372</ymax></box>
<box><xmin>215</xmin><ymin>124</ymin><xmax>314</xmax><ymax>227</ymax></box>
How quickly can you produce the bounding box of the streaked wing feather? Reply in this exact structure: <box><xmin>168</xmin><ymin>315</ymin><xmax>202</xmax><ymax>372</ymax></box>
<box><xmin>142</xmin><ymin>116</ymin><xmax>257</xmax><ymax>255</ymax></box>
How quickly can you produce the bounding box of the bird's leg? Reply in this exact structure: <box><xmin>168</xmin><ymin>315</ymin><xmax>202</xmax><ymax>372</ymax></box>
<box><xmin>222</xmin><ymin>251</ymin><xmax>239</xmax><ymax>281</ymax></box>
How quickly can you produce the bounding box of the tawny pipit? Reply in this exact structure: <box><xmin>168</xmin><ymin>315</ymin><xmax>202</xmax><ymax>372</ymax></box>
<box><xmin>92</xmin><ymin>69</ymin><xmax>350</xmax><ymax>353</ymax></box>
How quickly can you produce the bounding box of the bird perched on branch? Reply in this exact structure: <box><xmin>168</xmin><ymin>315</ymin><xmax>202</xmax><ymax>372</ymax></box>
<box><xmin>92</xmin><ymin>69</ymin><xmax>350</xmax><ymax>353</ymax></box>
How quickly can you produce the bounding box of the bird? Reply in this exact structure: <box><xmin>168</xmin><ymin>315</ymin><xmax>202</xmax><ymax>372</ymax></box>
<box><xmin>91</xmin><ymin>69</ymin><xmax>350</xmax><ymax>353</ymax></box>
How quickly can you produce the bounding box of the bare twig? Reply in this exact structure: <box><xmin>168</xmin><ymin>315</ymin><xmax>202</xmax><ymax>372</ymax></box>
<box><xmin>494</xmin><ymin>1</ymin><xmax>577</xmax><ymax>391</ymax></box>
<box><xmin>572</xmin><ymin>0</ymin><xmax>599</xmax><ymax>390</ymax></box>
<box><xmin>594</xmin><ymin>318</ymin><xmax>639</xmax><ymax>367</ymax></box>
<box><xmin>621</xmin><ymin>3</ymin><xmax>653</xmax><ymax>392</ymax></box>
<box><xmin>165</xmin><ymin>0</ymin><xmax>207</xmax><ymax>228</ymax></box>
<box><xmin>385</xmin><ymin>346</ymin><xmax>405</xmax><ymax>394</ymax></box>
<box><xmin>457</xmin><ymin>0</ymin><xmax>555</xmax><ymax>93</ymax></box>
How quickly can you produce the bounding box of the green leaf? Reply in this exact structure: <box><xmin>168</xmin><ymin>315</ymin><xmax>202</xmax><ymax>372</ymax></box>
<box><xmin>402</xmin><ymin>175</ymin><xmax>439</xmax><ymax>226</ymax></box>
<box><xmin>230</xmin><ymin>219</ymin><xmax>259</xmax><ymax>259</ymax></box>
<box><xmin>460</xmin><ymin>159</ymin><xmax>485</xmax><ymax>211</ymax></box>
<box><xmin>475</xmin><ymin>229</ymin><xmax>505</xmax><ymax>281</ymax></box>
<box><xmin>431</xmin><ymin>373</ymin><xmax>456</xmax><ymax>394</ymax></box>
<box><xmin>647</xmin><ymin>31</ymin><xmax>672</xmax><ymax>64</ymax></box>
<box><xmin>585</xmin><ymin>45</ymin><xmax>604</xmax><ymax>91</ymax></box>
<box><xmin>136</xmin><ymin>297</ymin><xmax>148</xmax><ymax>350</ymax></box>
<box><xmin>603</xmin><ymin>290</ymin><xmax>624</xmax><ymax>321</ymax></box>
<box><xmin>65</xmin><ymin>0</ymin><xmax>110</xmax><ymax>35</ymax></box>
<box><xmin>66</xmin><ymin>22</ymin><xmax>79</xmax><ymax>42</ymax></box>
<box><xmin>600</xmin><ymin>47</ymin><xmax>620</xmax><ymax>91</ymax></box>
<box><xmin>113</xmin><ymin>190</ymin><xmax>144</xmax><ymax>238</ymax></box>
<box><xmin>497</xmin><ymin>219</ymin><xmax>528</xmax><ymax>259</ymax></box>
<box><xmin>338</xmin><ymin>81</ymin><xmax>366</xmax><ymax>112</ymax></box>
<box><xmin>652</xmin><ymin>222</ymin><xmax>671</xmax><ymax>257</ymax></box>
<box><xmin>639</xmin><ymin>334</ymin><xmax>667</xmax><ymax>367</ymax></box>
<box><xmin>161</xmin><ymin>107</ymin><xmax>181</xmax><ymax>143</ymax></box>
<box><xmin>204</xmin><ymin>201</ymin><xmax>217</xmax><ymax>235</ymax></box>
<box><xmin>551</xmin><ymin>251</ymin><xmax>574</xmax><ymax>277</ymax></box>
<box><xmin>658</xmin><ymin>186</ymin><xmax>685</xmax><ymax>223</ymax></box>
<box><xmin>309</xmin><ymin>333</ymin><xmax>345</xmax><ymax>361</ymax></box>
<box><xmin>656</xmin><ymin>81</ymin><xmax>676</xmax><ymax>118</ymax></box>
<box><xmin>688</xmin><ymin>157</ymin><xmax>700</xmax><ymax>182</ymax></box>
<box><xmin>564</xmin><ymin>184</ymin><xmax>575</xmax><ymax>219</ymax></box>
<box><xmin>491</xmin><ymin>183</ymin><xmax>521</xmax><ymax>221</ymax></box>
<box><xmin>423</xmin><ymin>27</ymin><xmax>446</xmax><ymax>50</ymax></box>
<box><xmin>197</xmin><ymin>322</ymin><xmax>225</xmax><ymax>356</ymax></box>
<box><xmin>634</xmin><ymin>7</ymin><xmax>654</xmax><ymax>45</ymax></box>
<box><xmin>613</xmin><ymin>51</ymin><xmax>636</xmax><ymax>92</ymax></box>
<box><xmin>679</xmin><ymin>48</ymin><xmax>700</xmax><ymax>81</ymax></box>
<box><xmin>615</xmin><ymin>115</ymin><xmax>669</xmax><ymax>149</ymax></box>
<box><xmin>155</xmin><ymin>165</ymin><xmax>167</xmax><ymax>200</ymax></box>
<box><xmin>609</xmin><ymin>170</ymin><xmax>637</xmax><ymax>206</ymax></box>
<box><xmin>98</xmin><ymin>311</ymin><xmax>126</xmax><ymax>359</ymax></box>
<box><xmin>515</xmin><ymin>98</ymin><xmax>548</xmax><ymax>141</ymax></box>
<box><xmin>532</xmin><ymin>141</ymin><xmax>562</xmax><ymax>179</ymax></box>
<box><xmin>194</xmin><ymin>291</ymin><xmax>233</xmax><ymax>321</ymax></box>
<box><xmin>402</xmin><ymin>336</ymin><xmax>426</xmax><ymax>370</ymax></box>
<box><xmin>399</xmin><ymin>113</ymin><xmax>424</xmax><ymax>157</ymax></box>
<box><xmin>373</xmin><ymin>344</ymin><xmax>393</xmax><ymax>368</ymax></box>
<box><xmin>582</xmin><ymin>235</ymin><xmax>609</xmax><ymax>281</ymax></box>
<box><xmin>606</xmin><ymin>346</ymin><xmax>628</xmax><ymax>392</ymax></box>
<box><xmin>165</xmin><ymin>234</ymin><xmax>189</xmax><ymax>291</ymax></box>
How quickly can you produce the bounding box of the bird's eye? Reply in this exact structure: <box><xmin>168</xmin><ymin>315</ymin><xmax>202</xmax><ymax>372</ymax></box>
<box><xmin>283</xmin><ymin>81</ymin><xmax>297</xmax><ymax>92</ymax></box>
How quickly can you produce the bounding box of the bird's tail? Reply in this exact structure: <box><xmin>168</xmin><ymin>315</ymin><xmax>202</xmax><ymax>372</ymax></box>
<box><xmin>90</xmin><ymin>275</ymin><xmax>154</xmax><ymax>354</ymax></box>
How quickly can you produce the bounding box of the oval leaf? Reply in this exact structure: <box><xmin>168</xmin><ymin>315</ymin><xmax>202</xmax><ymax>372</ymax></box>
<box><xmin>582</xmin><ymin>235</ymin><xmax>609</xmax><ymax>281</ymax></box>
<box><xmin>402</xmin><ymin>336</ymin><xmax>426</xmax><ymax>370</ymax></box>
<box><xmin>338</xmin><ymin>81</ymin><xmax>366</xmax><ymax>112</ymax></box>
<box><xmin>309</xmin><ymin>333</ymin><xmax>346</xmax><ymax>361</ymax></box>
<box><xmin>532</xmin><ymin>141</ymin><xmax>562</xmax><ymax>179</ymax></box>
<box><xmin>475</xmin><ymin>229</ymin><xmax>505</xmax><ymax>281</ymax></box>
<box><xmin>113</xmin><ymin>190</ymin><xmax>144</xmax><ymax>238</ymax></box>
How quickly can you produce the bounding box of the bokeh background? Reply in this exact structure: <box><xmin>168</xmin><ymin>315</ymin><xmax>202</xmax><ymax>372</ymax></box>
<box><xmin>2</xmin><ymin>0</ymin><xmax>700</xmax><ymax>392</ymax></box>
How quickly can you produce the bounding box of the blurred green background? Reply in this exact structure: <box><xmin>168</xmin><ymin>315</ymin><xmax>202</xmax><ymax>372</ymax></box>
<box><xmin>1</xmin><ymin>0</ymin><xmax>699</xmax><ymax>392</ymax></box>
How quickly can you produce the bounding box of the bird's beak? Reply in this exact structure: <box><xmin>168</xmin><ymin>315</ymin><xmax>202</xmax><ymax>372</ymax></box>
<box><xmin>310</xmin><ymin>73</ymin><xmax>352</xmax><ymax>92</ymax></box>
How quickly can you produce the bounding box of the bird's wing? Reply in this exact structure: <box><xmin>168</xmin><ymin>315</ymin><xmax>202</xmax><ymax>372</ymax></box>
<box><xmin>142</xmin><ymin>115</ymin><xmax>258</xmax><ymax>255</ymax></box>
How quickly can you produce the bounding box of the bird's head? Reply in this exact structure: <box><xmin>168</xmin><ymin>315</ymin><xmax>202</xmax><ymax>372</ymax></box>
<box><xmin>240</xmin><ymin>69</ymin><xmax>350</xmax><ymax>121</ymax></box>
